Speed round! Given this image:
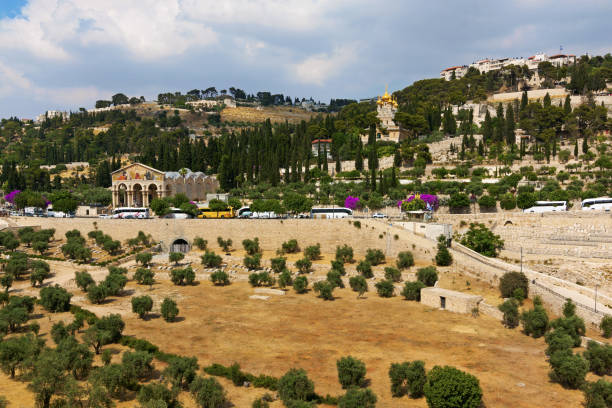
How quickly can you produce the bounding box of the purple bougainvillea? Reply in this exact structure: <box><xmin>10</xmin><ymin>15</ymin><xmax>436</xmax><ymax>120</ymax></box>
<box><xmin>398</xmin><ymin>194</ymin><xmax>439</xmax><ymax>211</ymax></box>
<box><xmin>4</xmin><ymin>190</ymin><xmax>21</xmax><ymax>204</ymax></box>
<box><xmin>344</xmin><ymin>196</ymin><xmax>360</xmax><ymax>210</ymax></box>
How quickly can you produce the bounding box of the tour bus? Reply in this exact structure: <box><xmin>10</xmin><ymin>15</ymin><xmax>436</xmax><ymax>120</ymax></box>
<box><xmin>198</xmin><ymin>206</ymin><xmax>235</xmax><ymax>219</ymax></box>
<box><xmin>310</xmin><ymin>207</ymin><xmax>353</xmax><ymax>219</ymax></box>
<box><xmin>522</xmin><ymin>201</ymin><xmax>567</xmax><ymax>213</ymax></box>
<box><xmin>581</xmin><ymin>197</ymin><xmax>612</xmax><ymax>212</ymax></box>
<box><xmin>237</xmin><ymin>206</ymin><xmax>252</xmax><ymax>218</ymax></box>
<box><xmin>162</xmin><ymin>207</ymin><xmax>192</xmax><ymax>219</ymax></box>
<box><xmin>111</xmin><ymin>207</ymin><xmax>150</xmax><ymax>219</ymax></box>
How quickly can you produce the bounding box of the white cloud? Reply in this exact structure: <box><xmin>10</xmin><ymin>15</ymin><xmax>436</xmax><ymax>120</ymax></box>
<box><xmin>291</xmin><ymin>45</ymin><xmax>357</xmax><ymax>86</ymax></box>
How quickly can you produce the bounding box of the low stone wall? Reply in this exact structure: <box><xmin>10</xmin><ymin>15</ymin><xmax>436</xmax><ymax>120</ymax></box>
<box><xmin>478</xmin><ymin>301</ymin><xmax>504</xmax><ymax>321</ymax></box>
<box><xmin>5</xmin><ymin>217</ymin><xmax>436</xmax><ymax>262</ymax></box>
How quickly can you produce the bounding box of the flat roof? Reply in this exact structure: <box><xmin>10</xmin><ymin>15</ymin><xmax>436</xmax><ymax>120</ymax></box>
<box><xmin>421</xmin><ymin>287</ymin><xmax>483</xmax><ymax>300</ymax></box>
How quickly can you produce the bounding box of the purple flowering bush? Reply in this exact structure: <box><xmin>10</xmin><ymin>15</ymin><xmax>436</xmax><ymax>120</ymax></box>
<box><xmin>344</xmin><ymin>196</ymin><xmax>360</xmax><ymax>210</ymax></box>
<box><xmin>4</xmin><ymin>190</ymin><xmax>21</xmax><ymax>204</ymax></box>
<box><xmin>398</xmin><ymin>194</ymin><xmax>439</xmax><ymax>212</ymax></box>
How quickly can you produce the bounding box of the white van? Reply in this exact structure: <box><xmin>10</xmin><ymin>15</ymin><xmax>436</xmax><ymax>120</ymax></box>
<box><xmin>523</xmin><ymin>201</ymin><xmax>567</xmax><ymax>213</ymax></box>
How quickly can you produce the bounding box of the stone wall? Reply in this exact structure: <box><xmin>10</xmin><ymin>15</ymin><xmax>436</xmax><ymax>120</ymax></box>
<box><xmin>421</xmin><ymin>287</ymin><xmax>482</xmax><ymax>314</ymax></box>
<box><xmin>7</xmin><ymin>217</ymin><xmax>436</xmax><ymax>261</ymax></box>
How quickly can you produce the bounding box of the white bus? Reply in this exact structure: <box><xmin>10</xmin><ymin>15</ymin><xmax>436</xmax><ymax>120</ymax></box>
<box><xmin>111</xmin><ymin>207</ymin><xmax>150</xmax><ymax>219</ymax></box>
<box><xmin>310</xmin><ymin>207</ymin><xmax>353</xmax><ymax>219</ymax></box>
<box><xmin>162</xmin><ymin>207</ymin><xmax>192</xmax><ymax>219</ymax></box>
<box><xmin>581</xmin><ymin>197</ymin><xmax>612</xmax><ymax>212</ymax></box>
<box><xmin>523</xmin><ymin>201</ymin><xmax>567</xmax><ymax>213</ymax></box>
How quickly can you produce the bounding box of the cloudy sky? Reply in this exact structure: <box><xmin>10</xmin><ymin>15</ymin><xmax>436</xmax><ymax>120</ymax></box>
<box><xmin>0</xmin><ymin>0</ymin><xmax>610</xmax><ymax>118</ymax></box>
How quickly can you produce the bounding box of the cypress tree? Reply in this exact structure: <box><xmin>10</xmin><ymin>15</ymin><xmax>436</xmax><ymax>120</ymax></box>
<box><xmin>564</xmin><ymin>95</ymin><xmax>572</xmax><ymax>115</ymax></box>
<box><xmin>582</xmin><ymin>136</ymin><xmax>588</xmax><ymax>154</ymax></box>
<box><xmin>574</xmin><ymin>139</ymin><xmax>579</xmax><ymax>157</ymax></box>
<box><xmin>520</xmin><ymin>90</ymin><xmax>528</xmax><ymax>112</ymax></box>
<box><xmin>355</xmin><ymin>140</ymin><xmax>364</xmax><ymax>171</ymax></box>
<box><xmin>482</xmin><ymin>110</ymin><xmax>493</xmax><ymax>142</ymax></box>
<box><xmin>370</xmin><ymin>168</ymin><xmax>376</xmax><ymax>191</ymax></box>
<box><xmin>323</xmin><ymin>145</ymin><xmax>329</xmax><ymax>173</ymax></box>
<box><xmin>543</xmin><ymin>92</ymin><xmax>551</xmax><ymax>107</ymax></box>
<box><xmin>505</xmin><ymin>104</ymin><xmax>515</xmax><ymax>145</ymax></box>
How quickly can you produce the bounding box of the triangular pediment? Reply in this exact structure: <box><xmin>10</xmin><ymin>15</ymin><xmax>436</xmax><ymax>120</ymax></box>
<box><xmin>112</xmin><ymin>163</ymin><xmax>165</xmax><ymax>182</ymax></box>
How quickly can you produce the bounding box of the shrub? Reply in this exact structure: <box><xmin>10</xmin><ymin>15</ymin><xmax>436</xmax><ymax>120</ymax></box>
<box><xmin>217</xmin><ymin>237</ymin><xmax>233</xmax><ymax>252</ymax></box>
<box><xmin>278</xmin><ymin>368</ymin><xmax>314</xmax><ymax>404</ymax></box>
<box><xmin>545</xmin><ymin>330</ymin><xmax>575</xmax><ymax>357</ymax></box>
<box><xmin>365</xmin><ymin>249</ymin><xmax>385</xmax><ymax>265</ymax></box>
<box><xmin>281</xmin><ymin>239</ymin><xmax>300</xmax><ymax>254</ymax></box>
<box><xmin>498</xmin><ymin>299</ymin><xmax>520</xmax><ymax>329</ymax></box>
<box><xmin>435</xmin><ymin>235</ymin><xmax>453</xmax><ymax>266</ymax></box>
<box><xmin>295</xmin><ymin>257</ymin><xmax>312</xmax><ymax>274</ymax></box>
<box><xmin>521</xmin><ymin>302</ymin><xmax>549</xmax><ymax>338</ymax></box>
<box><xmin>330</xmin><ymin>259</ymin><xmax>346</xmax><ymax>276</ymax></box>
<box><xmin>401</xmin><ymin>281</ymin><xmax>425</xmax><ymax>301</ymax></box>
<box><xmin>135</xmin><ymin>252</ymin><xmax>153</xmax><ymax>267</ymax></box>
<box><xmin>375</xmin><ymin>280</ymin><xmax>395</xmax><ymax>298</ymax></box>
<box><xmin>30</xmin><ymin>267</ymin><xmax>49</xmax><ymax>287</ymax></box>
<box><xmin>338</xmin><ymin>387</ymin><xmax>377</xmax><ymax>408</ymax></box>
<box><xmin>550</xmin><ymin>314</ymin><xmax>586</xmax><ymax>347</ymax></box>
<box><xmin>313</xmin><ymin>281</ymin><xmax>334</xmax><ymax>300</ymax></box>
<box><xmin>477</xmin><ymin>194</ymin><xmax>496</xmax><ymax>209</ymax></box>
<box><xmin>161</xmin><ymin>298</ymin><xmax>179</xmax><ymax>322</ymax></box>
<box><xmin>517</xmin><ymin>192</ymin><xmax>537</xmax><ymax>209</ymax></box>
<box><xmin>389</xmin><ymin>360</ymin><xmax>426</xmax><ymax>398</ymax></box>
<box><xmin>601</xmin><ymin>316</ymin><xmax>612</xmax><ymax>338</ymax></box>
<box><xmin>336</xmin><ymin>356</ymin><xmax>366</xmax><ymax>389</ymax></box>
<box><xmin>326</xmin><ymin>270</ymin><xmax>344</xmax><ymax>289</ymax></box>
<box><xmin>304</xmin><ymin>244</ymin><xmax>321</xmax><ymax>261</ymax></box>
<box><xmin>416</xmin><ymin>266</ymin><xmax>438</xmax><ymax>286</ymax></box>
<box><xmin>87</xmin><ymin>284</ymin><xmax>108</xmax><ymax>304</ymax></box>
<box><xmin>499</xmin><ymin>272</ymin><xmax>528</xmax><ymax>299</ymax></box>
<box><xmin>189</xmin><ymin>376</ymin><xmax>227</xmax><ymax>408</ymax></box>
<box><xmin>583</xmin><ymin>341</ymin><xmax>612</xmax><ymax>376</ymax></box>
<box><xmin>131</xmin><ymin>295</ymin><xmax>153</xmax><ymax>319</ymax></box>
<box><xmin>201</xmin><ymin>251</ymin><xmax>222</xmax><ymax>268</ymax></box>
<box><xmin>169</xmin><ymin>252</ymin><xmax>185</xmax><ymax>265</ymax></box>
<box><xmin>193</xmin><ymin>237</ymin><xmax>207</xmax><ymax>250</ymax></box>
<box><xmin>164</xmin><ymin>356</ymin><xmax>198</xmax><ymax>389</ymax></box>
<box><xmin>134</xmin><ymin>268</ymin><xmax>155</xmax><ymax>286</ymax></box>
<box><xmin>424</xmin><ymin>366</ymin><xmax>482</xmax><ymax>408</ymax></box>
<box><xmin>349</xmin><ymin>276</ymin><xmax>368</xmax><ymax>298</ymax></box>
<box><xmin>242</xmin><ymin>238</ymin><xmax>261</xmax><ymax>255</ymax></box>
<box><xmin>384</xmin><ymin>267</ymin><xmax>401</xmax><ymax>282</ymax></box>
<box><xmin>123</xmin><ymin>350</ymin><xmax>154</xmax><ymax>380</ymax></box>
<box><xmin>335</xmin><ymin>245</ymin><xmax>354</xmax><ymax>263</ymax></box>
<box><xmin>270</xmin><ymin>257</ymin><xmax>287</xmax><ymax>274</ymax></box>
<box><xmin>459</xmin><ymin>222</ymin><xmax>504</xmax><ymax>257</ymax></box>
<box><xmin>210</xmin><ymin>270</ymin><xmax>230</xmax><ymax>286</ymax></box>
<box><xmin>396</xmin><ymin>251</ymin><xmax>414</xmax><ymax>270</ymax></box>
<box><xmin>353</xmin><ymin>221</ymin><xmax>361</xmax><ymax>229</ymax></box>
<box><xmin>549</xmin><ymin>350</ymin><xmax>589</xmax><ymax>389</ymax></box>
<box><xmin>293</xmin><ymin>276</ymin><xmax>308</xmax><ymax>294</ymax></box>
<box><xmin>499</xmin><ymin>193</ymin><xmax>516</xmax><ymax>210</ymax></box>
<box><xmin>278</xmin><ymin>269</ymin><xmax>293</xmax><ymax>289</ymax></box>
<box><xmin>448</xmin><ymin>193</ymin><xmax>470</xmax><ymax>211</ymax></box>
<box><xmin>39</xmin><ymin>285</ymin><xmax>72</xmax><ymax>312</ymax></box>
<box><xmin>356</xmin><ymin>260</ymin><xmax>373</xmax><ymax>279</ymax></box>
<box><xmin>583</xmin><ymin>379</ymin><xmax>612</xmax><ymax>408</ymax></box>
<box><xmin>244</xmin><ymin>253</ymin><xmax>262</xmax><ymax>270</ymax></box>
<box><xmin>138</xmin><ymin>383</ymin><xmax>180</xmax><ymax>408</ymax></box>
<box><xmin>170</xmin><ymin>267</ymin><xmax>196</xmax><ymax>286</ymax></box>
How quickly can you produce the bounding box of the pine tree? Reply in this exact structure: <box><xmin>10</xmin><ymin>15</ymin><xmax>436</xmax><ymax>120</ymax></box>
<box><xmin>582</xmin><ymin>136</ymin><xmax>588</xmax><ymax>154</ymax></box>
<box><xmin>482</xmin><ymin>111</ymin><xmax>493</xmax><ymax>142</ymax></box>
<box><xmin>355</xmin><ymin>140</ymin><xmax>364</xmax><ymax>171</ymax></box>
<box><xmin>543</xmin><ymin>92</ymin><xmax>551</xmax><ymax>107</ymax></box>
<box><xmin>520</xmin><ymin>90</ymin><xmax>528</xmax><ymax>112</ymax></box>
<box><xmin>505</xmin><ymin>104</ymin><xmax>515</xmax><ymax>145</ymax></box>
<box><xmin>574</xmin><ymin>139</ymin><xmax>579</xmax><ymax>157</ymax></box>
<box><xmin>563</xmin><ymin>95</ymin><xmax>572</xmax><ymax>115</ymax></box>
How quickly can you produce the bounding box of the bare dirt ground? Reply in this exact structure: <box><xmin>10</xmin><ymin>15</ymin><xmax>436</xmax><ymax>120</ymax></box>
<box><xmin>221</xmin><ymin>106</ymin><xmax>323</xmax><ymax>124</ymax></box>
<box><xmin>1</xmin><ymin>244</ymin><xmax>602</xmax><ymax>408</ymax></box>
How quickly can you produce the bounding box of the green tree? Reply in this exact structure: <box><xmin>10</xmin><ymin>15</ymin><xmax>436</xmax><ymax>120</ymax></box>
<box><xmin>217</xmin><ymin>237</ymin><xmax>233</xmax><ymax>253</ymax></box>
<box><xmin>136</xmin><ymin>252</ymin><xmax>153</xmax><ymax>267</ymax></box>
<box><xmin>499</xmin><ymin>272</ymin><xmax>528</xmax><ymax>299</ymax></box>
<box><xmin>337</xmin><ymin>356</ymin><xmax>366</xmax><ymax>389</ymax></box>
<box><xmin>401</xmin><ymin>281</ymin><xmax>425</xmax><ymax>301</ymax></box>
<box><xmin>278</xmin><ymin>368</ymin><xmax>314</xmax><ymax>405</ymax></box>
<box><xmin>365</xmin><ymin>248</ymin><xmax>385</xmax><ymax>265</ymax></box>
<box><xmin>600</xmin><ymin>316</ymin><xmax>612</xmax><ymax>338</ymax></box>
<box><xmin>349</xmin><ymin>276</ymin><xmax>368</xmax><ymax>298</ymax></box>
<box><xmin>201</xmin><ymin>251</ymin><xmax>222</xmax><ymax>267</ymax></box>
<box><xmin>583</xmin><ymin>379</ymin><xmax>612</xmax><ymax>408</ymax></box>
<box><xmin>210</xmin><ymin>270</ymin><xmax>230</xmax><ymax>286</ymax></box>
<box><xmin>39</xmin><ymin>285</ymin><xmax>72</xmax><ymax>312</ymax></box>
<box><xmin>338</xmin><ymin>387</ymin><xmax>377</xmax><ymax>408</ymax></box>
<box><xmin>521</xmin><ymin>297</ymin><xmax>549</xmax><ymax>338</ymax></box>
<box><xmin>356</xmin><ymin>260</ymin><xmax>373</xmax><ymax>278</ymax></box>
<box><xmin>169</xmin><ymin>252</ymin><xmax>185</xmax><ymax>265</ymax></box>
<box><xmin>459</xmin><ymin>223</ymin><xmax>504</xmax><ymax>257</ymax></box>
<box><xmin>389</xmin><ymin>360</ymin><xmax>426</xmax><ymax>398</ymax></box>
<box><xmin>304</xmin><ymin>244</ymin><xmax>322</xmax><ymax>261</ymax></box>
<box><xmin>423</xmin><ymin>366</ymin><xmax>482</xmax><ymax>408</ymax></box>
<box><xmin>189</xmin><ymin>376</ymin><xmax>227</xmax><ymax>408</ymax></box>
<box><xmin>498</xmin><ymin>299</ymin><xmax>520</xmax><ymax>328</ymax></box>
<box><xmin>295</xmin><ymin>257</ymin><xmax>312</xmax><ymax>274</ymax></box>
<box><xmin>313</xmin><ymin>281</ymin><xmax>334</xmax><ymax>300</ymax></box>
<box><xmin>131</xmin><ymin>295</ymin><xmax>153</xmax><ymax>319</ymax></box>
<box><xmin>375</xmin><ymin>279</ymin><xmax>395</xmax><ymax>298</ymax></box>
<box><xmin>293</xmin><ymin>276</ymin><xmax>308</xmax><ymax>294</ymax></box>
<box><xmin>193</xmin><ymin>237</ymin><xmax>208</xmax><ymax>250</ymax></box>
<box><xmin>164</xmin><ymin>356</ymin><xmax>198</xmax><ymax>390</ymax></box>
<box><xmin>549</xmin><ymin>350</ymin><xmax>589</xmax><ymax>389</ymax></box>
<box><xmin>161</xmin><ymin>298</ymin><xmax>179</xmax><ymax>322</ymax></box>
<box><xmin>278</xmin><ymin>269</ymin><xmax>293</xmax><ymax>289</ymax></box>
<box><xmin>30</xmin><ymin>349</ymin><xmax>70</xmax><ymax>408</ymax></box>
<box><xmin>150</xmin><ymin>198</ymin><xmax>170</xmax><ymax>217</ymax></box>
<box><xmin>134</xmin><ymin>268</ymin><xmax>155</xmax><ymax>286</ymax></box>
<box><xmin>335</xmin><ymin>244</ymin><xmax>354</xmax><ymax>263</ymax></box>
<box><xmin>416</xmin><ymin>266</ymin><xmax>438</xmax><ymax>286</ymax></box>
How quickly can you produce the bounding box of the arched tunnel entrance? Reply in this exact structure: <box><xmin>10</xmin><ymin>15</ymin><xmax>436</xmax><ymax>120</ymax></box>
<box><xmin>170</xmin><ymin>238</ymin><xmax>190</xmax><ymax>253</ymax></box>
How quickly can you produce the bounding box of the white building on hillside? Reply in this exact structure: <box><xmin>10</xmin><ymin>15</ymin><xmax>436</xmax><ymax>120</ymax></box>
<box><xmin>35</xmin><ymin>110</ymin><xmax>70</xmax><ymax>123</ymax></box>
<box><xmin>440</xmin><ymin>53</ymin><xmax>577</xmax><ymax>80</ymax></box>
<box><xmin>186</xmin><ymin>97</ymin><xmax>236</xmax><ymax>110</ymax></box>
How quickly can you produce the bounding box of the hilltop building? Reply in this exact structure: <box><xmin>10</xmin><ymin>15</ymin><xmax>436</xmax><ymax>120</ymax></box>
<box><xmin>186</xmin><ymin>97</ymin><xmax>236</xmax><ymax>110</ymax></box>
<box><xmin>374</xmin><ymin>86</ymin><xmax>409</xmax><ymax>143</ymax></box>
<box><xmin>440</xmin><ymin>53</ymin><xmax>577</xmax><ymax>81</ymax></box>
<box><xmin>35</xmin><ymin>110</ymin><xmax>70</xmax><ymax>124</ymax></box>
<box><xmin>111</xmin><ymin>163</ymin><xmax>219</xmax><ymax>208</ymax></box>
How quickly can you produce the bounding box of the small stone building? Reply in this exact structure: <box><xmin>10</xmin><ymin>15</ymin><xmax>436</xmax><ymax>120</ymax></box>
<box><xmin>420</xmin><ymin>287</ymin><xmax>483</xmax><ymax>314</ymax></box>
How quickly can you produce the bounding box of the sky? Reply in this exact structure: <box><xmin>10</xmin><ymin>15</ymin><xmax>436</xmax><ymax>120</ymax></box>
<box><xmin>0</xmin><ymin>0</ymin><xmax>610</xmax><ymax>118</ymax></box>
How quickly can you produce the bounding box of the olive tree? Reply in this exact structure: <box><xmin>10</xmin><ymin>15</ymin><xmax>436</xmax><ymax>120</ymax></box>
<box><xmin>349</xmin><ymin>276</ymin><xmax>368</xmax><ymax>298</ymax></box>
<box><xmin>336</xmin><ymin>356</ymin><xmax>366</xmax><ymax>389</ymax></box>
<box><xmin>161</xmin><ymin>298</ymin><xmax>179</xmax><ymax>322</ymax></box>
<box><xmin>131</xmin><ymin>295</ymin><xmax>153</xmax><ymax>319</ymax></box>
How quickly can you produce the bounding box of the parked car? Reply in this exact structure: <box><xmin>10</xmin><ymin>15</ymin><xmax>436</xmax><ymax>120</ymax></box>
<box><xmin>371</xmin><ymin>213</ymin><xmax>387</xmax><ymax>218</ymax></box>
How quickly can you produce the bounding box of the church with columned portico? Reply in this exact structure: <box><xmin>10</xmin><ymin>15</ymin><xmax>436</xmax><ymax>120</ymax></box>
<box><xmin>110</xmin><ymin>163</ymin><xmax>219</xmax><ymax>208</ymax></box>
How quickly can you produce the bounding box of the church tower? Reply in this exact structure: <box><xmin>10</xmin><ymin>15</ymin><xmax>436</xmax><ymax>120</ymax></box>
<box><xmin>375</xmin><ymin>85</ymin><xmax>407</xmax><ymax>143</ymax></box>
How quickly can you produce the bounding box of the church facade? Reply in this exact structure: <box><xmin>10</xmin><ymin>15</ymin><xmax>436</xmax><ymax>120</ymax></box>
<box><xmin>110</xmin><ymin>163</ymin><xmax>219</xmax><ymax>208</ymax></box>
<box><xmin>374</xmin><ymin>86</ymin><xmax>409</xmax><ymax>143</ymax></box>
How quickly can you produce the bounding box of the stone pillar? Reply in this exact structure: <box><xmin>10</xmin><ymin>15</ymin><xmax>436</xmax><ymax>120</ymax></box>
<box><xmin>142</xmin><ymin>188</ymin><xmax>149</xmax><ymax>208</ymax></box>
<box><xmin>127</xmin><ymin>187</ymin><xmax>134</xmax><ymax>207</ymax></box>
<box><xmin>111</xmin><ymin>189</ymin><xmax>117</xmax><ymax>208</ymax></box>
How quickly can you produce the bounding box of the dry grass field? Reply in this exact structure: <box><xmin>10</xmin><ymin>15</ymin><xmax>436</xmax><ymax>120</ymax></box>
<box><xmin>221</xmin><ymin>106</ymin><xmax>323</xmax><ymax>124</ymax></box>
<box><xmin>0</xmin><ymin>243</ymin><xmax>599</xmax><ymax>408</ymax></box>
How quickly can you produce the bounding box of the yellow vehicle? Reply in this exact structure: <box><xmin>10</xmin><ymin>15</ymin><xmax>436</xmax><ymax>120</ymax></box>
<box><xmin>197</xmin><ymin>206</ymin><xmax>235</xmax><ymax>219</ymax></box>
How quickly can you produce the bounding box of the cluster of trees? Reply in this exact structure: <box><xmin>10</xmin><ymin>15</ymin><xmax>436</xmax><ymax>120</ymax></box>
<box><xmin>95</xmin><ymin>93</ymin><xmax>145</xmax><ymax>108</ymax></box>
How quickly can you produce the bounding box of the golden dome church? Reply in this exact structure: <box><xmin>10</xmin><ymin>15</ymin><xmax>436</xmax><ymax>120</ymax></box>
<box><xmin>374</xmin><ymin>85</ymin><xmax>408</xmax><ymax>143</ymax></box>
